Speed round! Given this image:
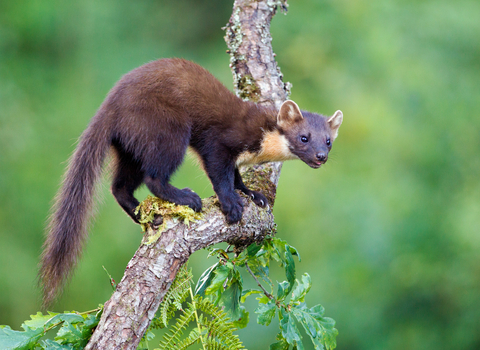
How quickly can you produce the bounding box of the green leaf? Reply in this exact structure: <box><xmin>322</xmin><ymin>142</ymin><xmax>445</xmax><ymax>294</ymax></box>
<box><xmin>246</xmin><ymin>242</ymin><xmax>262</xmax><ymax>257</ymax></box>
<box><xmin>292</xmin><ymin>304</ymin><xmax>320</xmax><ymax>339</ymax></box>
<box><xmin>288</xmin><ymin>245</ymin><xmax>301</xmax><ymax>262</ymax></box>
<box><xmin>284</xmin><ymin>244</ymin><xmax>296</xmax><ymax>289</ymax></box>
<box><xmin>291</xmin><ymin>303</ymin><xmax>338</xmax><ymax>350</ymax></box>
<box><xmin>270</xmin><ymin>342</ymin><xmax>289</xmax><ymax>350</ymax></box>
<box><xmin>77</xmin><ymin>313</ymin><xmax>101</xmax><ymax>345</ymax></box>
<box><xmin>55</xmin><ymin>321</ymin><xmax>83</xmax><ymax>344</ymax></box>
<box><xmin>280</xmin><ymin>308</ymin><xmax>302</xmax><ymax>346</ymax></box>
<box><xmin>40</xmin><ymin>339</ymin><xmax>73</xmax><ymax>349</ymax></box>
<box><xmin>234</xmin><ymin>243</ymin><xmax>263</xmax><ymax>267</ymax></box>
<box><xmin>269</xmin><ymin>333</ymin><xmax>289</xmax><ymax>350</ymax></box>
<box><xmin>270</xmin><ymin>341</ymin><xmax>288</xmax><ymax>350</ymax></box>
<box><xmin>271</xmin><ymin>237</ymin><xmax>287</xmax><ymax>265</ymax></box>
<box><xmin>256</xmin><ymin>294</ymin><xmax>271</xmax><ymax>305</ymax></box>
<box><xmin>194</xmin><ymin>262</ymin><xmax>219</xmax><ymax>296</ymax></box>
<box><xmin>204</xmin><ymin>264</ymin><xmax>233</xmax><ymax>298</ymax></box>
<box><xmin>277</xmin><ymin>281</ymin><xmax>290</xmax><ymax>301</ymax></box>
<box><xmin>0</xmin><ymin>325</ymin><xmax>43</xmax><ymax>350</ymax></box>
<box><xmin>205</xmin><ymin>264</ymin><xmax>232</xmax><ymax>305</ymax></box>
<box><xmin>308</xmin><ymin>304</ymin><xmax>325</xmax><ymax>319</ymax></box>
<box><xmin>44</xmin><ymin>313</ymin><xmax>84</xmax><ymax>328</ymax></box>
<box><xmin>318</xmin><ymin>318</ymin><xmax>338</xmax><ymax>350</ymax></box>
<box><xmin>247</xmin><ymin>260</ymin><xmax>272</xmax><ymax>288</ymax></box>
<box><xmin>23</xmin><ymin>311</ymin><xmax>58</xmax><ymax>330</ymax></box>
<box><xmin>240</xmin><ymin>289</ymin><xmax>262</xmax><ymax>303</ymax></box>
<box><xmin>255</xmin><ymin>299</ymin><xmax>276</xmax><ymax>326</ymax></box>
<box><xmin>0</xmin><ymin>310</ymin><xmax>102</xmax><ymax>350</ymax></box>
<box><xmin>207</xmin><ymin>248</ymin><xmax>228</xmax><ymax>259</ymax></box>
<box><xmin>291</xmin><ymin>273</ymin><xmax>312</xmax><ymax>303</ymax></box>
<box><xmin>294</xmin><ymin>339</ymin><xmax>306</xmax><ymax>350</ymax></box>
<box><xmin>269</xmin><ymin>238</ymin><xmax>298</xmax><ymax>293</ymax></box>
<box><xmin>218</xmin><ymin>275</ymin><xmax>242</xmax><ymax>320</ymax></box>
<box><xmin>83</xmin><ymin>311</ymin><xmax>102</xmax><ymax>331</ymax></box>
<box><xmin>232</xmin><ymin>306</ymin><xmax>250</xmax><ymax>329</ymax></box>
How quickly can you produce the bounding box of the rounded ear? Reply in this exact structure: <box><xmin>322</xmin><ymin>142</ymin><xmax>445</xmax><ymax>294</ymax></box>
<box><xmin>327</xmin><ymin>110</ymin><xmax>343</xmax><ymax>139</ymax></box>
<box><xmin>277</xmin><ymin>100</ymin><xmax>303</xmax><ymax>128</ymax></box>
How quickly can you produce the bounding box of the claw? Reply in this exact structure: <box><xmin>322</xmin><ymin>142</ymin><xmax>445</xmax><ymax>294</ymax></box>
<box><xmin>152</xmin><ymin>214</ymin><xmax>163</xmax><ymax>227</ymax></box>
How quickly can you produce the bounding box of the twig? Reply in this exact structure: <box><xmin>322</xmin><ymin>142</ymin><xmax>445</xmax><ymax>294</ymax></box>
<box><xmin>245</xmin><ymin>262</ymin><xmax>274</xmax><ymax>300</ymax></box>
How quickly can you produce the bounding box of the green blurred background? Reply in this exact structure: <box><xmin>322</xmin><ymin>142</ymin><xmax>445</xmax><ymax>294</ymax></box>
<box><xmin>1</xmin><ymin>0</ymin><xmax>479</xmax><ymax>349</ymax></box>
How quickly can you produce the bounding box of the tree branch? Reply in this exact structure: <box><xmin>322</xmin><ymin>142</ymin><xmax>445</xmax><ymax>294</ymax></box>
<box><xmin>85</xmin><ymin>1</ymin><xmax>290</xmax><ymax>349</ymax></box>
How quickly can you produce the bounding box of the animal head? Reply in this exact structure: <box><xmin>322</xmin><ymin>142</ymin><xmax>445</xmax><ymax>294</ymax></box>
<box><xmin>277</xmin><ymin>100</ymin><xmax>343</xmax><ymax>169</ymax></box>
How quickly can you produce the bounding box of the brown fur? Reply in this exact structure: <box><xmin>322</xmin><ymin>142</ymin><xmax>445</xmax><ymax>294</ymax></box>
<box><xmin>39</xmin><ymin>58</ymin><xmax>342</xmax><ymax>306</ymax></box>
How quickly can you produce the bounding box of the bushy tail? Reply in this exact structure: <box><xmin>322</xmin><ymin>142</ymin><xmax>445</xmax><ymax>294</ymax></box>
<box><xmin>40</xmin><ymin>110</ymin><xmax>111</xmax><ymax>307</ymax></box>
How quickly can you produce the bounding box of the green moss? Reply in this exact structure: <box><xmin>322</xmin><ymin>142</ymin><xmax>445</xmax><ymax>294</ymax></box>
<box><xmin>240</xmin><ymin>166</ymin><xmax>277</xmax><ymax>206</ymax></box>
<box><xmin>135</xmin><ymin>196</ymin><xmax>203</xmax><ymax>245</ymax></box>
<box><xmin>237</xmin><ymin>74</ymin><xmax>261</xmax><ymax>102</ymax></box>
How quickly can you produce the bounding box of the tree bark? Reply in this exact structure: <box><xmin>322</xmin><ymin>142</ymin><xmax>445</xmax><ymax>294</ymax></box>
<box><xmin>85</xmin><ymin>1</ymin><xmax>290</xmax><ymax>349</ymax></box>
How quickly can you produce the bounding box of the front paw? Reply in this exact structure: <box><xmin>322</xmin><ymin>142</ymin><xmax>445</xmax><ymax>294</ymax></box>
<box><xmin>220</xmin><ymin>193</ymin><xmax>244</xmax><ymax>224</ymax></box>
<box><xmin>248</xmin><ymin>190</ymin><xmax>268</xmax><ymax>208</ymax></box>
<box><xmin>181</xmin><ymin>188</ymin><xmax>202</xmax><ymax>212</ymax></box>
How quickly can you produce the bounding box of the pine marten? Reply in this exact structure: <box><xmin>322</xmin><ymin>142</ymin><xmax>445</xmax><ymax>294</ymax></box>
<box><xmin>40</xmin><ymin>58</ymin><xmax>343</xmax><ymax>305</ymax></box>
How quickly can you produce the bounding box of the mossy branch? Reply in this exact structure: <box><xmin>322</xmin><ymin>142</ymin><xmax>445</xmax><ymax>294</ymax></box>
<box><xmin>85</xmin><ymin>1</ymin><xmax>289</xmax><ymax>349</ymax></box>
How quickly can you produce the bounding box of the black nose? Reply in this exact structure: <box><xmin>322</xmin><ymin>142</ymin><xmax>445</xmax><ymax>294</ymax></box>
<box><xmin>316</xmin><ymin>152</ymin><xmax>327</xmax><ymax>162</ymax></box>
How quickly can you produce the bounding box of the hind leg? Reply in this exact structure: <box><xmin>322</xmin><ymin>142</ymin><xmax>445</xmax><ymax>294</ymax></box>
<box><xmin>141</xmin><ymin>135</ymin><xmax>202</xmax><ymax>212</ymax></box>
<box><xmin>111</xmin><ymin>148</ymin><xmax>144</xmax><ymax>223</ymax></box>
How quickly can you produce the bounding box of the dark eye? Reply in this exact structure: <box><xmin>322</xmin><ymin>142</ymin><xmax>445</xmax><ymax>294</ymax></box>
<box><xmin>326</xmin><ymin>138</ymin><xmax>331</xmax><ymax>146</ymax></box>
<box><xmin>301</xmin><ymin>136</ymin><xmax>309</xmax><ymax>143</ymax></box>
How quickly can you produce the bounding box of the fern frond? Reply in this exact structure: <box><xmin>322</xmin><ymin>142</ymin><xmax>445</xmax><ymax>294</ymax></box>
<box><xmin>157</xmin><ymin>302</ymin><xmax>196</xmax><ymax>350</ymax></box>
<box><xmin>156</xmin><ymin>264</ymin><xmax>193</xmax><ymax>328</ymax></box>
<box><xmin>173</xmin><ymin>327</ymin><xmax>202</xmax><ymax>350</ymax></box>
<box><xmin>153</xmin><ymin>265</ymin><xmax>244</xmax><ymax>350</ymax></box>
<box><xmin>196</xmin><ymin>297</ymin><xmax>245</xmax><ymax>350</ymax></box>
<box><xmin>205</xmin><ymin>338</ymin><xmax>235</xmax><ymax>350</ymax></box>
